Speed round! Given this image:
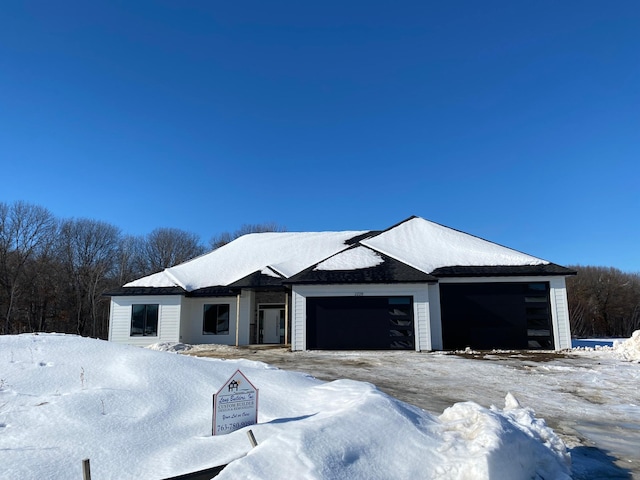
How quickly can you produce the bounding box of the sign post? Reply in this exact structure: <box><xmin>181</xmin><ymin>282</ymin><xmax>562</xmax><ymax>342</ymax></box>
<box><xmin>213</xmin><ymin>370</ymin><xmax>258</xmax><ymax>436</ymax></box>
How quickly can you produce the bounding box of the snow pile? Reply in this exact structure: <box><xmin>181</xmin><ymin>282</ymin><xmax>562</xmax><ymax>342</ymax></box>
<box><xmin>145</xmin><ymin>341</ymin><xmax>193</xmax><ymax>352</ymax></box>
<box><xmin>1</xmin><ymin>334</ymin><xmax>571</xmax><ymax>479</ymax></box>
<box><xmin>614</xmin><ymin>330</ymin><xmax>640</xmax><ymax>362</ymax></box>
<box><xmin>437</xmin><ymin>393</ymin><xmax>570</xmax><ymax>479</ymax></box>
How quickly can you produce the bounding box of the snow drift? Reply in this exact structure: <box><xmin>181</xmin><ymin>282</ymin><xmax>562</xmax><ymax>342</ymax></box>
<box><xmin>0</xmin><ymin>334</ymin><xmax>571</xmax><ymax>479</ymax></box>
<box><xmin>614</xmin><ymin>329</ymin><xmax>640</xmax><ymax>362</ymax></box>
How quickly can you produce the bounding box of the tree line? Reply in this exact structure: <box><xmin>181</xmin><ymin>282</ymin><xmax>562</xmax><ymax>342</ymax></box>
<box><xmin>2</xmin><ymin>200</ymin><xmax>639</xmax><ymax>341</ymax></box>
<box><xmin>0</xmin><ymin>201</ymin><xmax>283</xmax><ymax>339</ymax></box>
<box><xmin>566</xmin><ymin>265</ymin><xmax>640</xmax><ymax>338</ymax></box>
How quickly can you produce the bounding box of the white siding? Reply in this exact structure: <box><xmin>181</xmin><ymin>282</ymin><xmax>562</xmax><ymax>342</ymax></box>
<box><xmin>108</xmin><ymin>296</ymin><xmax>182</xmax><ymax>346</ymax></box>
<box><xmin>549</xmin><ymin>277</ymin><xmax>572</xmax><ymax>350</ymax></box>
<box><xmin>292</xmin><ymin>290</ymin><xmax>306</xmax><ymax>351</ymax></box>
<box><xmin>180</xmin><ymin>296</ymin><xmax>238</xmax><ymax>345</ymax></box>
<box><xmin>290</xmin><ymin>284</ymin><xmax>431</xmax><ymax>351</ymax></box>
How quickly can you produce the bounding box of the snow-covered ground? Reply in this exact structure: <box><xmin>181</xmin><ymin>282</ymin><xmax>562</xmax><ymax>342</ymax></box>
<box><xmin>1</xmin><ymin>334</ymin><xmax>639</xmax><ymax>479</ymax></box>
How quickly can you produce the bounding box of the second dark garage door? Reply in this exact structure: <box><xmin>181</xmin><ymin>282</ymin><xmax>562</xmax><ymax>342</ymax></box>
<box><xmin>306</xmin><ymin>296</ymin><xmax>415</xmax><ymax>350</ymax></box>
<box><xmin>439</xmin><ymin>282</ymin><xmax>554</xmax><ymax>350</ymax></box>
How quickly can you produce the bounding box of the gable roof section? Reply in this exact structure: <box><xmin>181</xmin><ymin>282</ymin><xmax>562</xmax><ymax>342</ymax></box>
<box><xmin>361</xmin><ymin>216</ymin><xmax>550</xmax><ymax>274</ymax></box>
<box><xmin>227</xmin><ymin>267</ymin><xmax>287</xmax><ymax>289</ymax></box>
<box><xmin>125</xmin><ymin>230</ymin><xmax>370</xmax><ymax>291</ymax></box>
<box><xmin>286</xmin><ymin>245</ymin><xmax>437</xmax><ymax>284</ymax></box>
<box><xmin>116</xmin><ymin>216</ymin><xmax>572</xmax><ymax>295</ymax></box>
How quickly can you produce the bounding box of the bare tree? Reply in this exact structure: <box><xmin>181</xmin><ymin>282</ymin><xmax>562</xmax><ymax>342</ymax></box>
<box><xmin>567</xmin><ymin>265</ymin><xmax>640</xmax><ymax>338</ymax></box>
<box><xmin>57</xmin><ymin>218</ymin><xmax>121</xmax><ymax>337</ymax></box>
<box><xmin>209</xmin><ymin>222</ymin><xmax>286</xmax><ymax>250</ymax></box>
<box><xmin>139</xmin><ymin>228</ymin><xmax>206</xmax><ymax>274</ymax></box>
<box><xmin>114</xmin><ymin>234</ymin><xmax>146</xmax><ymax>285</ymax></box>
<box><xmin>0</xmin><ymin>201</ymin><xmax>56</xmax><ymax>334</ymax></box>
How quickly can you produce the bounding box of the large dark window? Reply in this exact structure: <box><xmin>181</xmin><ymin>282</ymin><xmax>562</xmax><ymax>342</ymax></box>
<box><xmin>130</xmin><ymin>304</ymin><xmax>158</xmax><ymax>336</ymax></box>
<box><xmin>203</xmin><ymin>304</ymin><xmax>230</xmax><ymax>335</ymax></box>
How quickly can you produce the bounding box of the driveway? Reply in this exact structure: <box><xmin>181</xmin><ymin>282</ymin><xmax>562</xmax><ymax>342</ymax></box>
<box><xmin>184</xmin><ymin>345</ymin><xmax>640</xmax><ymax>479</ymax></box>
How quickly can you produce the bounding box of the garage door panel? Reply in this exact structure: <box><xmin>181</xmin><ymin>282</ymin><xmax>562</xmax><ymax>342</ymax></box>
<box><xmin>307</xmin><ymin>296</ymin><xmax>414</xmax><ymax>350</ymax></box>
<box><xmin>440</xmin><ymin>283</ymin><xmax>553</xmax><ymax>350</ymax></box>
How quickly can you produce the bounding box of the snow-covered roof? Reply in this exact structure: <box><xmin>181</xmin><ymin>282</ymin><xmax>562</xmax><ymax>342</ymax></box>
<box><xmin>126</xmin><ymin>230</ymin><xmax>368</xmax><ymax>291</ymax></box>
<box><xmin>361</xmin><ymin>216</ymin><xmax>548</xmax><ymax>273</ymax></box>
<box><xmin>124</xmin><ymin>216</ymin><xmax>554</xmax><ymax>291</ymax></box>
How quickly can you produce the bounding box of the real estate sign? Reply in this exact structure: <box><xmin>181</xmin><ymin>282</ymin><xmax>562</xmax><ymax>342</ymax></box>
<box><xmin>213</xmin><ymin>370</ymin><xmax>258</xmax><ymax>436</ymax></box>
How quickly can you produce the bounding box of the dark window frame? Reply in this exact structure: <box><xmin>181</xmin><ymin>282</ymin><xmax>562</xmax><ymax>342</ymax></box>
<box><xmin>203</xmin><ymin>304</ymin><xmax>230</xmax><ymax>335</ymax></box>
<box><xmin>130</xmin><ymin>304</ymin><xmax>159</xmax><ymax>337</ymax></box>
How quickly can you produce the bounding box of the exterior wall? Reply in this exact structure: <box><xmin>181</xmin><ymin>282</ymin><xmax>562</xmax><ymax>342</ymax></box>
<box><xmin>549</xmin><ymin>277</ymin><xmax>572</xmax><ymax>349</ymax></box>
<box><xmin>180</xmin><ymin>295</ymin><xmax>239</xmax><ymax>345</ymax></box>
<box><xmin>108</xmin><ymin>276</ymin><xmax>572</xmax><ymax>351</ymax></box>
<box><xmin>108</xmin><ymin>295</ymin><xmax>182</xmax><ymax>346</ymax></box>
<box><xmin>436</xmin><ymin>276</ymin><xmax>573</xmax><ymax>351</ymax></box>
<box><xmin>179</xmin><ymin>291</ymin><xmax>253</xmax><ymax>346</ymax></box>
<box><xmin>290</xmin><ymin>283</ymin><xmax>431</xmax><ymax>351</ymax></box>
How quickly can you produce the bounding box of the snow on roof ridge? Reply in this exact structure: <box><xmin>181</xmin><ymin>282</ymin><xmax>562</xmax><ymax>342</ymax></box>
<box><xmin>261</xmin><ymin>266</ymin><xmax>286</xmax><ymax>278</ymax></box>
<box><xmin>361</xmin><ymin>216</ymin><xmax>548</xmax><ymax>274</ymax></box>
<box><xmin>314</xmin><ymin>244</ymin><xmax>385</xmax><ymax>271</ymax></box>
<box><xmin>162</xmin><ymin>268</ymin><xmax>187</xmax><ymax>289</ymax></box>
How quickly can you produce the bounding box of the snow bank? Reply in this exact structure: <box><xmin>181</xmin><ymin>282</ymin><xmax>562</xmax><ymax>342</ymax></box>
<box><xmin>437</xmin><ymin>393</ymin><xmax>570</xmax><ymax>479</ymax></box>
<box><xmin>145</xmin><ymin>342</ymin><xmax>193</xmax><ymax>352</ymax></box>
<box><xmin>0</xmin><ymin>334</ymin><xmax>571</xmax><ymax>479</ymax></box>
<box><xmin>614</xmin><ymin>330</ymin><xmax>640</xmax><ymax>362</ymax></box>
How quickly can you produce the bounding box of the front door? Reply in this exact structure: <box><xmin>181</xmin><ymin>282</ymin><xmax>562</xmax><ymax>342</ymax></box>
<box><xmin>259</xmin><ymin>306</ymin><xmax>285</xmax><ymax>344</ymax></box>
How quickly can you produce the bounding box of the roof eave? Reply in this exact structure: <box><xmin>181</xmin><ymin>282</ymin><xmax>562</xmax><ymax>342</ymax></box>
<box><xmin>103</xmin><ymin>286</ymin><xmax>187</xmax><ymax>297</ymax></box>
<box><xmin>431</xmin><ymin>264</ymin><xmax>577</xmax><ymax>277</ymax></box>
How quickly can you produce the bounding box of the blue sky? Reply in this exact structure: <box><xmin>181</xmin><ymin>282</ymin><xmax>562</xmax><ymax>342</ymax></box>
<box><xmin>1</xmin><ymin>1</ymin><xmax>639</xmax><ymax>271</ymax></box>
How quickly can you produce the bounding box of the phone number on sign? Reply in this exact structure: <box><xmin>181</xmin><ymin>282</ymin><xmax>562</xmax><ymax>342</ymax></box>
<box><xmin>216</xmin><ymin>420</ymin><xmax>254</xmax><ymax>433</ymax></box>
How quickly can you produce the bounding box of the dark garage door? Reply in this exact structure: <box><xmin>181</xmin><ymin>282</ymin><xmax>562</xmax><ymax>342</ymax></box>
<box><xmin>440</xmin><ymin>282</ymin><xmax>554</xmax><ymax>350</ymax></box>
<box><xmin>306</xmin><ymin>296</ymin><xmax>414</xmax><ymax>350</ymax></box>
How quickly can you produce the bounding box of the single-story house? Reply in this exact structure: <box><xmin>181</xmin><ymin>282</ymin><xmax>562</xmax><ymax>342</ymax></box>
<box><xmin>107</xmin><ymin>216</ymin><xmax>575</xmax><ymax>351</ymax></box>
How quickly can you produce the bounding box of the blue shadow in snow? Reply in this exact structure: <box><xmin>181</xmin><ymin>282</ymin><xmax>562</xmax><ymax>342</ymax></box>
<box><xmin>265</xmin><ymin>414</ymin><xmax>317</xmax><ymax>425</ymax></box>
<box><xmin>569</xmin><ymin>446</ymin><xmax>633</xmax><ymax>479</ymax></box>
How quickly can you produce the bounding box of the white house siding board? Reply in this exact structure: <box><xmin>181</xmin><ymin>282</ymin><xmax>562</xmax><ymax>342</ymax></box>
<box><xmin>549</xmin><ymin>277</ymin><xmax>572</xmax><ymax>350</ymax></box>
<box><xmin>413</xmin><ymin>289</ymin><xmax>431</xmax><ymax>351</ymax></box>
<box><xmin>181</xmin><ymin>296</ymin><xmax>238</xmax><ymax>345</ymax></box>
<box><xmin>108</xmin><ymin>296</ymin><xmax>182</xmax><ymax>346</ymax></box>
<box><xmin>437</xmin><ymin>276</ymin><xmax>573</xmax><ymax>351</ymax></box>
<box><xmin>291</xmin><ymin>290</ymin><xmax>306</xmax><ymax>351</ymax></box>
<box><xmin>290</xmin><ymin>284</ymin><xmax>430</xmax><ymax>352</ymax></box>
